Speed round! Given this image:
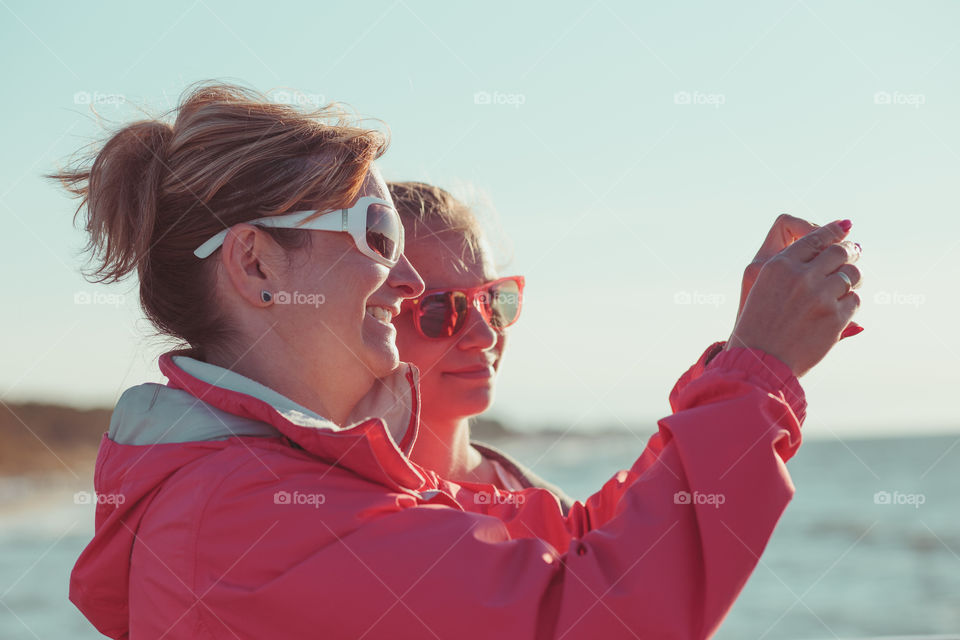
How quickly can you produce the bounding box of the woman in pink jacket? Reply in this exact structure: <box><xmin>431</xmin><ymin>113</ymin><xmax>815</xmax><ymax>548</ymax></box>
<box><xmin>53</xmin><ymin>82</ymin><xmax>863</xmax><ymax>639</ymax></box>
<box><xmin>388</xmin><ymin>181</ymin><xmax>575</xmax><ymax>511</ymax></box>
<box><xmin>388</xmin><ymin>181</ymin><xmax>863</xmax><ymax>516</ymax></box>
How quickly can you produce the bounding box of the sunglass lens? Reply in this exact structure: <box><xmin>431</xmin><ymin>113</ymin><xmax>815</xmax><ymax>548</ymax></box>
<box><xmin>418</xmin><ymin>292</ymin><xmax>469</xmax><ymax>338</ymax></box>
<box><xmin>488</xmin><ymin>280</ymin><xmax>522</xmax><ymax>329</ymax></box>
<box><xmin>366</xmin><ymin>203</ymin><xmax>402</xmax><ymax>263</ymax></box>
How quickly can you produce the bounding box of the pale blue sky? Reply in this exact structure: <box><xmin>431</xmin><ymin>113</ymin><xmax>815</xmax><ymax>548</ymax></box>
<box><xmin>1</xmin><ymin>0</ymin><xmax>957</xmax><ymax>438</ymax></box>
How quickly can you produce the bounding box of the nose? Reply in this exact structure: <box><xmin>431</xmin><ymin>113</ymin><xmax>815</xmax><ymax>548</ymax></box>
<box><xmin>458</xmin><ymin>299</ymin><xmax>498</xmax><ymax>351</ymax></box>
<box><xmin>389</xmin><ymin>254</ymin><xmax>425</xmax><ymax>299</ymax></box>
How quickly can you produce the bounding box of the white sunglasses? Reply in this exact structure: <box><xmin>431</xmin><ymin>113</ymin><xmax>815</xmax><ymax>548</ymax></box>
<box><xmin>193</xmin><ymin>196</ymin><xmax>404</xmax><ymax>267</ymax></box>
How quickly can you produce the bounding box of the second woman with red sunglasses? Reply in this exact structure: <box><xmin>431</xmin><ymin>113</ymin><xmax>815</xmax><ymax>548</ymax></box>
<box><xmin>389</xmin><ymin>182</ymin><xmax>575</xmax><ymax>511</ymax></box>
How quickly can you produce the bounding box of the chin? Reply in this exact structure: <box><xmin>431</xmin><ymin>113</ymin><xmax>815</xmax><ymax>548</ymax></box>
<box><xmin>360</xmin><ymin>324</ymin><xmax>402</xmax><ymax>378</ymax></box>
<box><xmin>364</xmin><ymin>345</ymin><xmax>401</xmax><ymax>379</ymax></box>
<box><xmin>454</xmin><ymin>388</ymin><xmax>495</xmax><ymax>417</ymax></box>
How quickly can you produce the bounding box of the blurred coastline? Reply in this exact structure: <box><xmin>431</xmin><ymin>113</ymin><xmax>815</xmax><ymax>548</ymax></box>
<box><xmin>3</xmin><ymin>399</ymin><xmax>960</xmax><ymax>479</ymax></box>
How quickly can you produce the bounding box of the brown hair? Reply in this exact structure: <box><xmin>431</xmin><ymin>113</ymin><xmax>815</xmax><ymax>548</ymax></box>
<box><xmin>388</xmin><ymin>181</ymin><xmax>484</xmax><ymax>265</ymax></box>
<box><xmin>48</xmin><ymin>81</ymin><xmax>387</xmax><ymax>357</ymax></box>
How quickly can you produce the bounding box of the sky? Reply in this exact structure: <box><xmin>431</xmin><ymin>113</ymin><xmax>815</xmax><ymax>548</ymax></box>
<box><xmin>1</xmin><ymin>0</ymin><xmax>958</xmax><ymax>439</ymax></box>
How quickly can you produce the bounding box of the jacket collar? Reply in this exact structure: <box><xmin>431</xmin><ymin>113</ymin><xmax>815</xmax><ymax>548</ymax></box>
<box><xmin>156</xmin><ymin>350</ymin><xmax>430</xmax><ymax>492</ymax></box>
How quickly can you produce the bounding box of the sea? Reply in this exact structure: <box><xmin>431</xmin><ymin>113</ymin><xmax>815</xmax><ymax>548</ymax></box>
<box><xmin>1</xmin><ymin>432</ymin><xmax>958</xmax><ymax>639</ymax></box>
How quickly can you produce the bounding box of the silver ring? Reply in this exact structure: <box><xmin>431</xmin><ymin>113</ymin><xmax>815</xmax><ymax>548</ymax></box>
<box><xmin>837</xmin><ymin>271</ymin><xmax>853</xmax><ymax>288</ymax></box>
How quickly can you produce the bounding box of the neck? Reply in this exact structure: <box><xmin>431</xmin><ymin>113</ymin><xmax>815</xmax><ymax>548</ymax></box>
<box><xmin>204</xmin><ymin>335</ymin><xmax>373</xmax><ymax>427</ymax></box>
<box><xmin>409</xmin><ymin>414</ymin><xmax>484</xmax><ymax>482</ymax></box>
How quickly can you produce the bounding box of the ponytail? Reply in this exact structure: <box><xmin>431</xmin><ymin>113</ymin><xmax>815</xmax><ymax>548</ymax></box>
<box><xmin>49</xmin><ymin>121</ymin><xmax>172</xmax><ymax>283</ymax></box>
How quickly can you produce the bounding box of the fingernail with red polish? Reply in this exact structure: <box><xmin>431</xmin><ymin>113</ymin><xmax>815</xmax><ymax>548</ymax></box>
<box><xmin>840</xmin><ymin>322</ymin><xmax>864</xmax><ymax>340</ymax></box>
<box><xmin>838</xmin><ymin>219</ymin><xmax>853</xmax><ymax>232</ymax></box>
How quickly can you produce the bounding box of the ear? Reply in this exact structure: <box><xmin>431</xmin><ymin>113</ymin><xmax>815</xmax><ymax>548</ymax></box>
<box><xmin>218</xmin><ymin>224</ymin><xmax>286</xmax><ymax>308</ymax></box>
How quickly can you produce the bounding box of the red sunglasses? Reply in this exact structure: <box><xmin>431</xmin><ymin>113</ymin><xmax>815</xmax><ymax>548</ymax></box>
<box><xmin>405</xmin><ymin>276</ymin><xmax>525</xmax><ymax>339</ymax></box>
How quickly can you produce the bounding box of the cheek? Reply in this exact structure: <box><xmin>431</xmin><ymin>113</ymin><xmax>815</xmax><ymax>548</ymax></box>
<box><xmin>302</xmin><ymin>260</ymin><xmax>383</xmax><ymax>325</ymax></box>
<box><xmin>394</xmin><ymin>316</ymin><xmax>451</xmax><ymax>372</ymax></box>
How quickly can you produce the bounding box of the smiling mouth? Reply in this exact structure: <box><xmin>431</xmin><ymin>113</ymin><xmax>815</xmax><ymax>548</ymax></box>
<box><xmin>365</xmin><ymin>306</ymin><xmax>395</xmax><ymax>324</ymax></box>
<box><xmin>445</xmin><ymin>365</ymin><xmax>495</xmax><ymax>378</ymax></box>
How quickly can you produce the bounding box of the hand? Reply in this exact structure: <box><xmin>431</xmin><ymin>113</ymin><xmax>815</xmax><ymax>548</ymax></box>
<box><xmin>727</xmin><ymin>220</ymin><xmax>862</xmax><ymax>378</ymax></box>
<box><xmin>736</xmin><ymin>214</ymin><xmax>819</xmax><ymax>321</ymax></box>
<box><xmin>736</xmin><ymin>214</ymin><xmax>863</xmax><ymax>339</ymax></box>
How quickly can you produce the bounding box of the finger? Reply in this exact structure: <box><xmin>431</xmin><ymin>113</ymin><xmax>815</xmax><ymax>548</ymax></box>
<box><xmin>755</xmin><ymin>214</ymin><xmax>819</xmax><ymax>259</ymax></box>
<box><xmin>838</xmin><ymin>288</ymin><xmax>861</xmax><ymax>316</ymax></box>
<box><xmin>825</xmin><ymin>264</ymin><xmax>863</xmax><ymax>299</ymax></box>
<box><xmin>810</xmin><ymin>240</ymin><xmax>861</xmax><ymax>274</ymax></box>
<box><xmin>836</xmin><ymin>263</ymin><xmax>863</xmax><ymax>289</ymax></box>
<box><xmin>781</xmin><ymin>219</ymin><xmax>851</xmax><ymax>263</ymax></box>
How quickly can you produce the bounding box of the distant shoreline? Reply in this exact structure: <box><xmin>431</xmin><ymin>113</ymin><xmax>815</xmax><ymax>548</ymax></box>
<box><xmin>3</xmin><ymin>401</ymin><xmax>957</xmax><ymax>478</ymax></box>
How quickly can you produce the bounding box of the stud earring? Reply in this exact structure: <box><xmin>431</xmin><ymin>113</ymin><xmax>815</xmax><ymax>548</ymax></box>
<box><xmin>260</xmin><ymin>290</ymin><xmax>272</xmax><ymax>304</ymax></box>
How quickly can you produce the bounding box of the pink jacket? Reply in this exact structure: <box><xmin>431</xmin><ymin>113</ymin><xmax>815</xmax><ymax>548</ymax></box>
<box><xmin>70</xmin><ymin>341</ymin><xmax>806</xmax><ymax>639</ymax></box>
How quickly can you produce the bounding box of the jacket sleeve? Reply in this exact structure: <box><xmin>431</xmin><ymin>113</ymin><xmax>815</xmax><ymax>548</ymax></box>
<box><xmin>668</xmin><ymin>341</ymin><xmax>728</xmax><ymax>413</ymax></box>
<box><xmin>195</xmin><ymin>345</ymin><xmax>806</xmax><ymax>640</ymax></box>
<box><xmin>459</xmin><ymin>341</ymin><xmax>804</xmax><ymax>546</ymax></box>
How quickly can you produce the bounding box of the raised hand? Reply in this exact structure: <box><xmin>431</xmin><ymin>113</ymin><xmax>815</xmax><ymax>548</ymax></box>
<box><xmin>727</xmin><ymin>219</ymin><xmax>862</xmax><ymax>378</ymax></box>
